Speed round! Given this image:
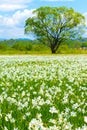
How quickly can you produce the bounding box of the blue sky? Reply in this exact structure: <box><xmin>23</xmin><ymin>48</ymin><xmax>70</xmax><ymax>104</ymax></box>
<box><xmin>0</xmin><ymin>0</ymin><xmax>87</xmax><ymax>39</ymax></box>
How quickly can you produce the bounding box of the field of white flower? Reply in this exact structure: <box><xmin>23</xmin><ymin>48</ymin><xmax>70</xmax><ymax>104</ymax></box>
<box><xmin>0</xmin><ymin>55</ymin><xmax>87</xmax><ymax>130</ymax></box>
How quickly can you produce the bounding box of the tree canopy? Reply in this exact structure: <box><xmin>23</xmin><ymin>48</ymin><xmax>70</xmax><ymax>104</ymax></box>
<box><xmin>25</xmin><ymin>6</ymin><xmax>85</xmax><ymax>53</ymax></box>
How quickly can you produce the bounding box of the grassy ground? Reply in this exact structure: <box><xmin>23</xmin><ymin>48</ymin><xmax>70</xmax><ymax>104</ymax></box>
<box><xmin>1</xmin><ymin>48</ymin><xmax>87</xmax><ymax>55</ymax></box>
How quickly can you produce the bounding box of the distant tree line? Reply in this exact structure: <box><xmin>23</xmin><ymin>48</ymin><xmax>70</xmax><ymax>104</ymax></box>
<box><xmin>0</xmin><ymin>39</ymin><xmax>87</xmax><ymax>53</ymax></box>
<box><xmin>0</xmin><ymin>39</ymin><xmax>49</xmax><ymax>52</ymax></box>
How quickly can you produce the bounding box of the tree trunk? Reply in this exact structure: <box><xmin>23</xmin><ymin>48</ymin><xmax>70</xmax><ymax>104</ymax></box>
<box><xmin>51</xmin><ymin>48</ymin><xmax>56</xmax><ymax>54</ymax></box>
<box><xmin>50</xmin><ymin>40</ymin><xmax>61</xmax><ymax>53</ymax></box>
<box><xmin>51</xmin><ymin>43</ymin><xmax>56</xmax><ymax>54</ymax></box>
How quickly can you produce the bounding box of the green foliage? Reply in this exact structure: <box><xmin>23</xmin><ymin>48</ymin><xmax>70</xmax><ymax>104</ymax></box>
<box><xmin>1</xmin><ymin>38</ymin><xmax>87</xmax><ymax>54</ymax></box>
<box><xmin>33</xmin><ymin>43</ymin><xmax>49</xmax><ymax>51</ymax></box>
<box><xmin>25</xmin><ymin>6</ymin><xmax>85</xmax><ymax>53</ymax></box>
<box><xmin>62</xmin><ymin>39</ymin><xmax>82</xmax><ymax>49</ymax></box>
<box><xmin>12</xmin><ymin>41</ymin><xmax>32</xmax><ymax>51</ymax></box>
<box><xmin>0</xmin><ymin>39</ymin><xmax>51</xmax><ymax>54</ymax></box>
<box><xmin>0</xmin><ymin>42</ymin><xmax>9</xmax><ymax>50</ymax></box>
<box><xmin>57</xmin><ymin>45</ymin><xmax>69</xmax><ymax>53</ymax></box>
<box><xmin>81</xmin><ymin>42</ymin><xmax>87</xmax><ymax>48</ymax></box>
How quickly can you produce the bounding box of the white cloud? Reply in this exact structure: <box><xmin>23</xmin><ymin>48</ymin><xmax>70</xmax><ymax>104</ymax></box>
<box><xmin>0</xmin><ymin>9</ymin><xmax>34</xmax><ymax>27</ymax></box>
<box><xmin>0</xmin><ymin>0</ymin><xmax>32</xmax><ymax>11</ymax></box>
<box><xmin>0</xmin><ymin>4</ymin><xmax>25</xmax><ymax>11</ymax></box>
<box><xmin>84</xmin><ymin>12</ymin><xmax>87</xmax><ymax>25</ymax></box>
<box><xmin>42</xmin><ymin>0</ymin><xmax>74</xmax><ymax>1</ymax></box>
<box><xmin>0</xmin><ymin>9</ymin><xmax>34</xmax><ymax>39</ymax></box>
<box><xmin>0</xmin><ymin>0</ymin><xmax>32</xmax><ymax>4</ymax></box>
<box><xmin>0</xmin><ymin>27</ymin><xmax>27</xmax><ymax>39</ymax></box>
<box><xmin>83</xmin><ymin>12</ymin><xmax>87</xmax><ymax>37</ymax></box>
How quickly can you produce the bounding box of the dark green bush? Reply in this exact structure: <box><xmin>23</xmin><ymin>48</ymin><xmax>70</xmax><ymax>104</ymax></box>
<box><xmin>12</xmin><ymin>42</ymin><xmax>33</xmax><ymax>51</ymax></box>
<box><xmin>0</xmin><ymin>42</ymin><xmax>9</xmax><ymax>50</ymax></box>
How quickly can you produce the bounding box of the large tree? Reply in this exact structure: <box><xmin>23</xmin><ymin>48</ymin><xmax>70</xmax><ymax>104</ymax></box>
<box><xmin>25</xmin><ymin>6</ymin><xmax>85</xmax><ymax>53</ymax></box>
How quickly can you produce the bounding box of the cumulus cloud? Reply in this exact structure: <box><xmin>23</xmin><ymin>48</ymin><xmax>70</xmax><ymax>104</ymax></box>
<box><xmin>0</xmin><ymin>9</ymin><xmax>34</xmax><ymax>27</ymax></box>
<box><xmin>82</xmin><ymin>12</ymin><xmax>87</xmax><ymax>37</ymax></box>
<box><xmin>0</xmin><ymin>26</ymin><xmax>32</xmax><ymax>39</ymax></box>
<box><xmin>84</xmin><ymin>12</ymin><xmax>87</xmax><ymax>25</ymax></box>
<box><xmin>0</xmin><ymin>0</ymin><xmax>32</xmax><ymax>11</ymax></box>
<box><xmin>0</xmin><ymin>4</ymin><xmax>26</xmax><ymax>11</ymax></box>
<box><xmin>0</xmin><ymin>9</ymin><xmax>34</xmax><ymax>39</ymax></box>
<box><xmin>42</xmin><ymin>0</ymin><xmax>74</xmax><ymax>1</ymax></box>
<box><xmin>0</xmin><ymin>0</ymin><xmax>32</xmax><ymax>4</ymax></box>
